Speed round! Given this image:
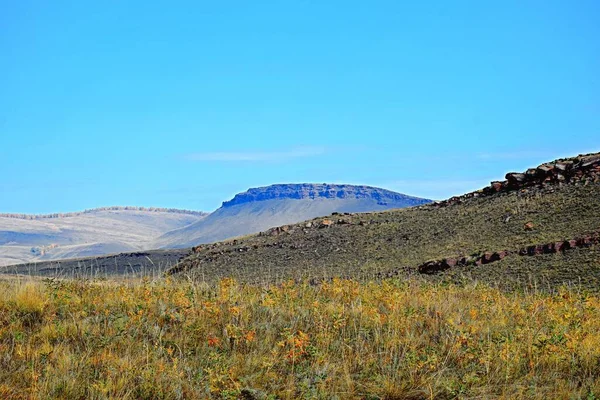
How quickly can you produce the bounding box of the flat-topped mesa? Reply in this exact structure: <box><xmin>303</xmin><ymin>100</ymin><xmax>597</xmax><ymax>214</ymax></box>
<box><xmin>434</xmin><ymin>152</ymin><xmax>600</xmax><ymax>208</ymax></box>
<box><xmin>221</xmin><ymin>184</ymin><xmax>430</xmax><ymax>208</ymax></box>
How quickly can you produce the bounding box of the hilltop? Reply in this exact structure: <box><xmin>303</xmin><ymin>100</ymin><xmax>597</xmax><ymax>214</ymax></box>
<box><xmin>0</xmin><ymin>206</ymin><xmax>207</xmax><ymax>220</ymax></box>
<box><xmin>220</xmin><ymin>183</ymin><xmax>426</xmax><ymax>207</ymax></box>
<box><xmin>170</xmin><ymin>153</ymin><xmax>600</xmax><ymax>290</ymax></box>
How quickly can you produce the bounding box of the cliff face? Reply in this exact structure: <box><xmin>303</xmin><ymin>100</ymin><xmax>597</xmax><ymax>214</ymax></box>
<box><xmin>222</xmin><ymin>184</ymin><xmax>430</xmax><ymax>208</ymax></box>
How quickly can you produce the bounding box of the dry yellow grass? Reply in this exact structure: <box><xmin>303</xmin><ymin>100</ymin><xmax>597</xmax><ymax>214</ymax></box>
<box><xmin>0</xmin><ymin>276</ymin><xmax>599</xmax><ymax>399</ymax></box>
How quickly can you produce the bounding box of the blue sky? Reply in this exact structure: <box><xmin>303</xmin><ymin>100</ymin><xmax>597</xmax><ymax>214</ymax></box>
<box><xmin>1</xmin><ymin>1</ymin><xmax>599</xmax><ymax>213</ymax></box>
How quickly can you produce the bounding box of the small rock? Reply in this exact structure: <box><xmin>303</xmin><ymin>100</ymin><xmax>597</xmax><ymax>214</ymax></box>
<box><xmin>555</xmin><ymin>161</ymin><xmax>573</xmax><ymax>172</ymax></box>
<box><xmin>319</xmin><ymin>219</ymin><xmax>334</xmax><ymax>228</ymax></box>
<box><xmin>443</xmin><ymin>258</ymin><xmax>458</xmax><ymax>268</ymax></box>
<box><xmin>497</xmin><ymin>250</ymin><xmax>509</xmax><ymax>259</ymax></box>
<box><xmin>491</xmin><ymin>181</ymin><xmax>504</xmax><ymax>192</ymax></box>
<box><xmin>418</xmin><ymin>260</ymin><xmax>448</xmax><ymax>274</ymax></box>
<box><xmin>580</xmin><ymin>154</ymin><xmax>600</xmax><ymax>168</ymax></box>
<box><xmin>535</xmin><ymin>245</ymin><xmax>544</xmax><ymax>255</ymax></box>
<box><xmin>542</xmin><ymin>243</ymin><xmax>554</xmax><ymax>254</ymax></box>
<box><xmin>525</xmin><ymin>168</ymin><xmax>538</xmax><ymax>178</ymax></box>
<box><xmin>577</xmin><ymin>236</ymin><xmax>592</xmax><ymax>247</ymax></box>
<box><xmin>506</xmin><ymin>172</ymin><xmax>527</xmax><ymax>183</ymax></box>
<box><xmin>537</xmin><ymin>164</ymin><xmax>554</xmax><ymax>175</ymax></box>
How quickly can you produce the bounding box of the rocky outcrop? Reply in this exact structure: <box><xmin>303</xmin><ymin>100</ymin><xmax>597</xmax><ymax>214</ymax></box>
<box><xmin>433</xmin><ymin>153</ymin><xmax>600</xmax><ymax>208</ymax></box>
<box><xmin>221</xmin><ymin>184</ymin><xmax>431</xmax><ymax>208</ymax></box>
<box><xmin>418</xmin><ymin>232</ymin><xmax>600</xmax><ymax>274</ymax></box>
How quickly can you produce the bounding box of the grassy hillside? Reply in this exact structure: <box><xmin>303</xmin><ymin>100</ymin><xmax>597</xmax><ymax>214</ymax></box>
<box><xmin>1</xmin><ymin>277</ymin><xmax>599</xmax><ymax>399</ymax></box>
<box><xmin>171</xmin><ymin>155</ymin><xmax>600</xmax><ymax>290</ymax></box>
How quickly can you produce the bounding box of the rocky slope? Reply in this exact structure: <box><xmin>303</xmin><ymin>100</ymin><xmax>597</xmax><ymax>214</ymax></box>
<box><xmin>168</xmin><ymin>152</ymin><xmax>600</xmax><ymax>291</ymax></box>
<box><xmin>154</xmin><ymin>184</ymin><xmax>430</xmax><ymax>249</ymax></box>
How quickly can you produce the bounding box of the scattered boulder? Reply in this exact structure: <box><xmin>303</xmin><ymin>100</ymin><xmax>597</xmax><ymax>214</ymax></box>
<box><xmin>491</xmin><ymin>181</ymin><xmax>504</xmax><ymax>192</ymax></box>
<box><xmin>525</xmin><ymin>168</ymin><xmax>538</xmax><ymax>179</ymax></box>
<box><xmin>506</xmin><ymin>173</ymin><xmax>526</xmax><ymax>185</ymax></box>
<box><xmin>554</xmin><ymin>241</ymin><xmax>566</xmax><ymax>252</ymax></box>
<box><xmin>537</xmin><ymin>164</ymin><xmax>554</xmax><ymax>175</ymax></box>
<box><xmin>481</xmin><ymin>252</ymin><xmax>495</xmax><ymax>264</ymax></box>
<box><xmin>444</xmin><ymin>258</ymin><xmax>458</xmax><ymax>268</ymax></box>
<box><xmin>319</xmin><ymin>219</ymin><xmax>334</xmax><ymax>228</ymax></box>
<box><xmin>580</xmin><ymin>154</ymin><xmax>600</xmax><ymax>168</ymax></box>
<box><xmin>497</xmin><ymin>250</ymin><xmax>509</xmax><ymax>260</ymax></box>
<box><xmin>555</xmin><ymin>161</ymin><xmax>572</xmax><ymax>172</ymax></box>
<box><xmin>418</xmin><ymin>260</ymin><xmax>450</xmax><ymax>274</ymax></box>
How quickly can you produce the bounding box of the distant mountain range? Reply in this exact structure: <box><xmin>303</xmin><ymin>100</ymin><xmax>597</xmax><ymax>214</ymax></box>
<box><xmin>0</xmin><ymin>185</ymin><xmax>430</xmax><ymax>266</ymax></box>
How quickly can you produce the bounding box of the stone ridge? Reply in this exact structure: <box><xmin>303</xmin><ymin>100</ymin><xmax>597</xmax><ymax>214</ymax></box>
<box><xmin>221</xmin><ymin>184</ymin><xmax>431</xmax><ymax>208</ymax></box>
<box><xmin>432</xmin><ymin>152</ymin><xmax>600</xmax><ymax>208</ymax></box>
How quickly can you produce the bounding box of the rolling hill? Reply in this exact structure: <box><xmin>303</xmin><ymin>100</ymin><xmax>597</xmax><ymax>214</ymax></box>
<box><xmin>168</xmin><ymin>152</ymin><xmax>600</xmax><ymax>290</ymax></box>
<box><xmin>0</xmin><ymin>207</ymin><xmax>207</xmax><ymax>266</ymax></box>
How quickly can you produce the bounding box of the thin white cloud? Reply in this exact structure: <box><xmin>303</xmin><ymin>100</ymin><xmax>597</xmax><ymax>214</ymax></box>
<box><xmin>378</xmin><ymin>178</ymin><xmax>495</xmax><ymax>201</ymax></box>
<box><xmin>475</xmin><ymin>150</ymin><xmax>549</xmax><ymax>160</ymax></box>
<box><xmin>183</xmin><ymin>146</ymin><xmax>327</xmax><ymax>162</ymax></box>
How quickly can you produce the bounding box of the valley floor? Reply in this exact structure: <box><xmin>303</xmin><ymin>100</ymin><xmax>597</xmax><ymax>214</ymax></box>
<box><xmin>1</xmin><ymin>276</ymin><xmax>599</xmax><ymax>399</ymax></box>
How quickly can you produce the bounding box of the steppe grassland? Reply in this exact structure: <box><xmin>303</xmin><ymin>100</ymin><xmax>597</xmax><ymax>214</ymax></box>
<box><xmin>0</xmin><ymin>276</ymin><xmax>599</xmax><ymax>399</ymax></box>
